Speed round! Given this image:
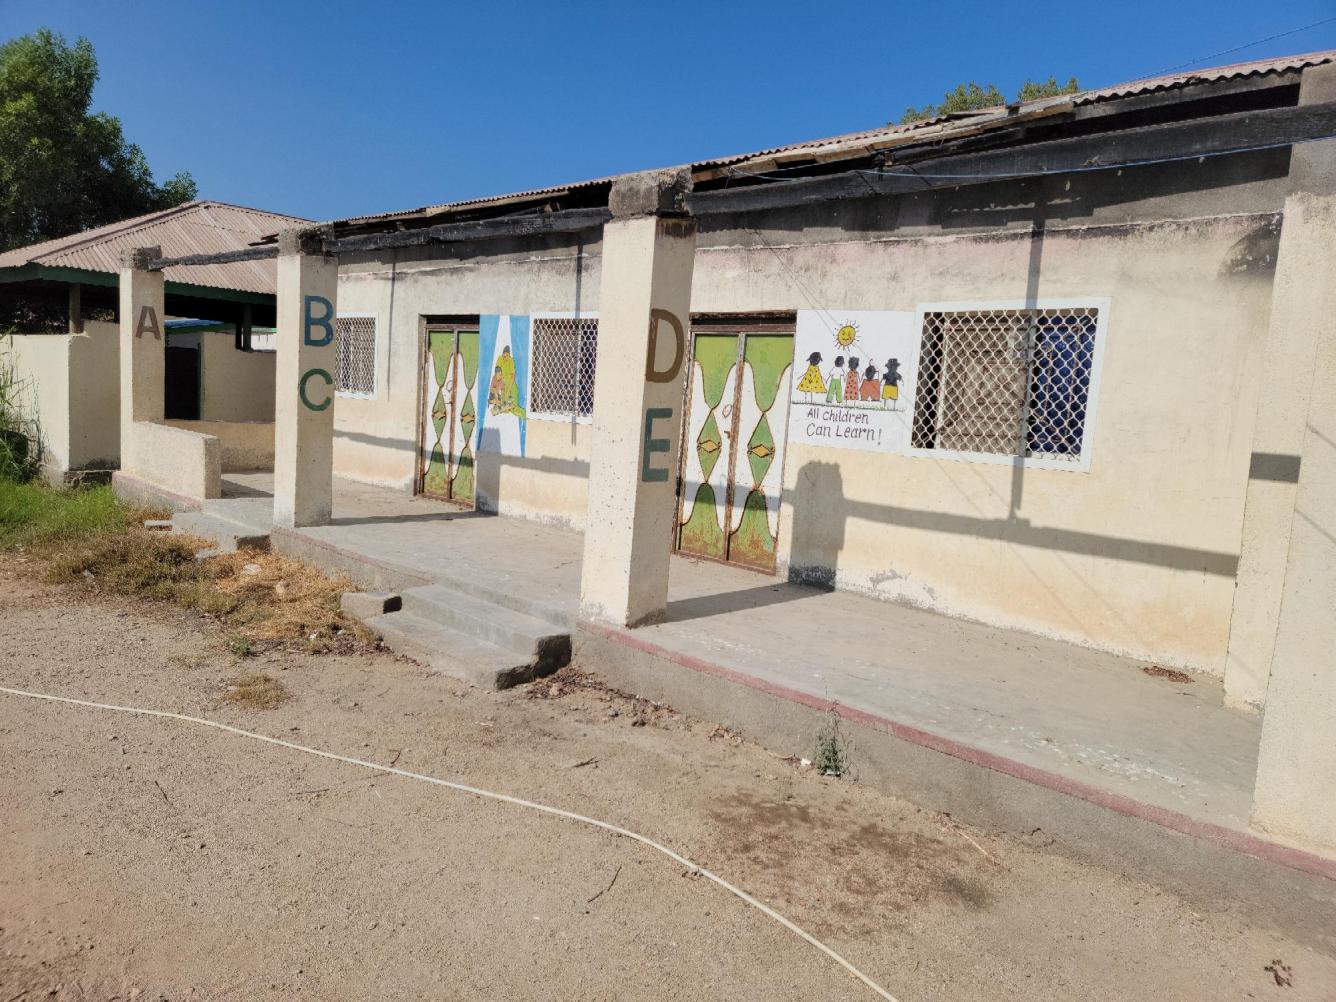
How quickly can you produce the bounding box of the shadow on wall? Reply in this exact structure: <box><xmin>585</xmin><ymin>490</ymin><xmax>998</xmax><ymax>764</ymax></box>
<box><xmin>786</xmin><ymin>460</ymin><xmax>846</xmax><ymax>591</ymax></box>
<box><xmin>475</xmin><ymin>428</ymin><xmax>591</xmax><ymax>517</ymax></box>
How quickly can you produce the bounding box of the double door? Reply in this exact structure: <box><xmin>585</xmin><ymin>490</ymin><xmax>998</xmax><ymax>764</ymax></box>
<box><xmin>418</xmin><ymin>326</ymin><xmax>480</xmax><ymax>504</ymax></box>
<box><xmin>675</xmin><ymin>330</ymin><xmax>793</xmax><ymax>572</ymax></box>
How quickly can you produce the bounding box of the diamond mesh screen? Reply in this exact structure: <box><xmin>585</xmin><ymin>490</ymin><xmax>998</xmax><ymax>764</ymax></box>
<box><xmin>531</xmin><ymin>317</ymin><xmax>598</xmax><ymax>416</ymax></box>
<box><xmin>911</xmin><ymin>308</ymin><xmax>1098</xmax><ymax>462</ymax></box>
<box><xmin>335</xmin><ymin>316</ymin><xmax>376</xmax><ymax>396</ymax></box>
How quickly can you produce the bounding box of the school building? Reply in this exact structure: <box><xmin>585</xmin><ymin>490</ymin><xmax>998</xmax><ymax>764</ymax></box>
<box><xmin>103</xmin><ymin>51</ymin><xmax>1336</xmax><ymax>872</ymax></box>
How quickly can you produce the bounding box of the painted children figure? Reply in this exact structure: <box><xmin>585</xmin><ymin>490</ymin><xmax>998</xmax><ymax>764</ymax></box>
<box><xmin>844</xmin><ymin>357</ymin><xmax>862</xmax><ymax>403</ymax></box>
<box><xmin>859</xmin><ymin>363</ymin><xmax>880</xmax><ymax>403</ymax></box>
<box><xmin>825</xmin><ymin>356</ymin><xmax>845</xmax><ymax>404</ymax></box>
<box><xmin>797</xmin><ymin>350</ymin><xmax>825</xmax><ymax>401</ymax></box>
<box><xmin>882</xmin><ymin>358</ymin><xmax>902</xmax><ymax>410</ymax></box>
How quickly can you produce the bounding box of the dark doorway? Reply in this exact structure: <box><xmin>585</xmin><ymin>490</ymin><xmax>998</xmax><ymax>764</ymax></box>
<box><xmin>164</xmin><ymin>346</ymin><xmax>201</xmax><ymax>420</ymax></box>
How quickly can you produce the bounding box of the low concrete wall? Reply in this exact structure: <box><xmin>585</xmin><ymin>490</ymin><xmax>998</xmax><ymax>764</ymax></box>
<box><xmin>3</xmin><ymin>332</ymin><xmax>69</xmax><ymax>471</ymax></box>
<box><xmin>4</xmin><ymin>321</ymin><xmax>121</xmax><ymax>475</ymax></box>
<box><xmin>122</xmin><ymin>421</ymin><xmax>220</xmax><ymax>502</ymax></box>
<box><xmin>67</xmin><ymin>321</ymin><xmax>120</xmax><ymax>468</ymax></box>
<box><xmin>165</xmin><ymin>419</ymin><xmax>273</xmax><ymax>473</ymax></box>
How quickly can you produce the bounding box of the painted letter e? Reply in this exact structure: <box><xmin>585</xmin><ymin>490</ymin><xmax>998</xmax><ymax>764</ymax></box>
<box><xmin>304</xmin><ymin>295</ymin><xmax>334</xmax><ymax>347</ymax></box>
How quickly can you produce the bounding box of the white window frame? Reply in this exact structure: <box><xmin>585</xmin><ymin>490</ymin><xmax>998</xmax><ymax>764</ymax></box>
<box><xmin>907</xmin><ymin>298</ymin><xmax>1110</xmax><ymax>473</ymax></box>
<box><xmin>334</xmin><ymin>313</ymin><xmax>379</xmax><ymax>400</ymax></box>
<box><xmin>528</xmin><ymin>311</ymin><xmax>599</xmax><ymax>425</ymax></box>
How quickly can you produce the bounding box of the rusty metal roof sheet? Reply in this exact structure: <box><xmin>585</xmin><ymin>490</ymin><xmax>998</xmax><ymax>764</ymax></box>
<box><xmin>323</xmin><ymin>48</ymin><xmax>1334</xmax><ymax>230</ymax></box>
<box><xmin>0</xmin><ymin>201</ymin><xmax>310</xmax><ymax>294</ymax></box>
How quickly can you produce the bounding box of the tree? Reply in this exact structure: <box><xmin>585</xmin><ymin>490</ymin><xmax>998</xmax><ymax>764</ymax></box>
<box><xmin>0</xmin><ymin>28</ymin><xmax>198</xmax><ymax>253</ymax></box>
<box><xmin>898</xmin><ymin>76</ymin><xmax>1081</xmax><ymax>125</ymax></box>
<box><xmin>1016</xmin><ymin>75</ymin><xmax>1081</xmax><ymax>103</ymax></box>
<box><xmin>900</xmin><ymin>82</ymin><xmax>1005</xmax><ymax>125</ymax></box>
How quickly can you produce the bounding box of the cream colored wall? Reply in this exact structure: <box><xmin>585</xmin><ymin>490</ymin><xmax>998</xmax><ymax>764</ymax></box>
<box><xmin>725</xmin><ymin>217</ymin><xmax>1272</xmax><ymax>673</ymax></box>
<box><xmin>67</xmin><ymin>320</ymin><xmax>120</xmax><ymax>468</ymax></box>
<box><xmin>476</xmin><ymin>418</ymin><xmax>592</xmax><ymax>528</ymax></box>
<box><xmin>199</xmin><ymin>333</ymin><xmax>275</xmax><ymax>422</ymax></box>
<box><xmin>6</xmin><ymin>321</ymin><xmax>122</xmax><ymax>474</ymax></box>
<box><xmin>123</xmin><ymin>421</ymin><xmax>220</xmax><ymax>501</ymax></box>
<box><xmin>329</xmin><ymin>203</ymin><xmax>1280</xmax><ymax>672</ymax></box>
<box><xmin>165</xmin><ymin>419</ymin><xmax>273</xmax><ymax>472</ymax></box>
<box><xmin>333</xmin><ymin>243</ymin><xmax>603</xmax><ymax>505</ymax></box>
<box><xmin>4</xmin><ymin>333</ymin><xmax>71</xmax><ymax>471</ymax></box>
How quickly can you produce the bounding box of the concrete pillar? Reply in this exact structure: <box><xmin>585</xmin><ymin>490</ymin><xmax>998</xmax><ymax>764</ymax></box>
<box><xmin>579</xmin><ymin>169</ymin><xmax>697</xmax><ymax>627</ymax></box>
<box><xmin>1225</xmin><ymin>63</ymin><xmax>1336</xmax><ymax>711</ymax></box>
<box><xmin>273</xmin><ymin>229</ymin><xmax>338</xmax><ymax>528</ymax></box>
<box><xmin>118</xmin><ymin>246</ymin><xmax>165</xmax><ymax>464</ymax></box>
<box><xmin>1248</xmin><ymin>64</ymin><xmax>1336</xmax><ymax>851</ymax></box>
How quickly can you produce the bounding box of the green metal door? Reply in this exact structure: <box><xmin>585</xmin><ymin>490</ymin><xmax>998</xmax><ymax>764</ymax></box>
<box><xmin>676</xmin><ymin>330</ymin><xmax>793</xmax><ymax>571</ymax></box>
<box><xmin>419</xmin><ymin>326</ymin><xmax>480</xmax><ymax>504</ymax></box>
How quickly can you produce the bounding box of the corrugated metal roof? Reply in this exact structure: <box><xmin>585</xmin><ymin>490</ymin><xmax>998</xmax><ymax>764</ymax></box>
<box><xmin>324</xmin><ymin>48</ymin><xmax>1334</xmax><ymax>229</ymax></box>
<box><xmin>0</xmin><ymin>201</ymin><xmax>310</xmax><ymax>294</ymax></box>
<box><xmin>698</xmin><ymin>49</ymin><xmax>1336</xmax><ymax>176</ymax></box>
<box><xmin>1075</xmin><ymin>49</ymin><xmax>1335</xmax><ymax>104</ymax></box>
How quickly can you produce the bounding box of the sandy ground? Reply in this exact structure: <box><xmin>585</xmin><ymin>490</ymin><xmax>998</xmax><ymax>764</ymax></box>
<box><xmin>1</xmin><ymin>554</ymin><xmax>1333</xmax><ymax>1002</ymax></box>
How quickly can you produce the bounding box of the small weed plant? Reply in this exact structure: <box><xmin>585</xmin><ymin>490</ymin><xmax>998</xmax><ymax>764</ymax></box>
<box><xmin>813</xmin><ymin>707</ymin><xmax>854</xmax><ymax>778</ymax></box>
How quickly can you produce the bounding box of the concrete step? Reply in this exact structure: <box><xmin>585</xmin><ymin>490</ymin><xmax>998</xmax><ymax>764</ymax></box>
<box><xmin>398</xmin><ymin>584</ymin><xmax>571</xmax><ymax>663</ymax></box>
<box><xmin>170</xmin><ymin>510</ymin><xmax>271</xmax><ymax>553</ymax></box>
<box><xmin>419</xmin><ymin>572</ymin><xmax>577</xmax><ymax>628</ymax></box>
<box><xmin>368</xmin><ymin>611</ymin><xmax>564</xmax><ymax>690</ymax></box>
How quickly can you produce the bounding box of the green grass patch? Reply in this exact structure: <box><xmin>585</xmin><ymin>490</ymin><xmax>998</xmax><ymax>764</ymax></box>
<box><xmin>0</xmin><ymin>480</ymin><xmax>134</xmax><ymax>550</ymax></box>
<box><xmin>1</xmin><ymin>477</ymin><xmax>374</xmax><ymax>657</ymax></box>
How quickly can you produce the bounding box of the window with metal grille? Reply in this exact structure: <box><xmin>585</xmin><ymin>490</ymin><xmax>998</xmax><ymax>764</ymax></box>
<box><xmin>911</xmin><ymin>307</ymin><xmax>1099</xmax><ymax>463</ymax></box>
<box><xmin>531</xmin><ymin>317</ymin><xmax>598</xmax><ymax>417</ymax></box>
<box><xmin>335</xmin><ymin>316</ymin><xmax>376</xmax><ymax>397</ymax></box>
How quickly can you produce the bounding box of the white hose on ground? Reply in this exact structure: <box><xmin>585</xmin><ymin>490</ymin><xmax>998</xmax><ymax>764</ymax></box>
<box><xmin>0</xmin><ymin>684</ymin><xmax>900</xmax><ymax>1002</ymax></box>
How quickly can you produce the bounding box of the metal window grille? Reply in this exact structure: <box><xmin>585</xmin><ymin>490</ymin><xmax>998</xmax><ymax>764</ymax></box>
<box><xmin>911</xmin><ymin>308</ymin><xmax>1099</xmax><ymax>462</ymax></box>
<box><xmin>531</xmin><ymin>317</ymin><xmax>598</xmax><ymax>416</ymax></box>
<box><xmin>335</xmin><ymin>317</ymin><xmax>376</xmax><ymax>396</ymax></box>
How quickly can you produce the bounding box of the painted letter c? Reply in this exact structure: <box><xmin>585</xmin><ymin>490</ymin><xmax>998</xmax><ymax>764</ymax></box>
<box><xmin>299</xmin><ymin>368</ymin><xmax>333</xmax><ymax>411</ymax></box>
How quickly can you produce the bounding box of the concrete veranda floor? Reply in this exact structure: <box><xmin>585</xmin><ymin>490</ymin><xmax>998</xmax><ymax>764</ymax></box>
<box><xmin>213</xmin><ymin>472</ymin><xmax>1266</xmax><ymax>839</ymax></box>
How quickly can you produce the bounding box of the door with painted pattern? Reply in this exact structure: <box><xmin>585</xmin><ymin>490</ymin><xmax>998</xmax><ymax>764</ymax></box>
<box><xmin>418</xmin><ymin>325</ymin><xmax>480</xmax><ymax>505</ymax></box>
<box><xmin>675</xmin><ymin>324</ymin><xmax>794</xmax><ymax>572</ymax></box>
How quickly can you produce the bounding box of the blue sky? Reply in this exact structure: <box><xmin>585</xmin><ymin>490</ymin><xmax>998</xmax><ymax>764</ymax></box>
<box><xmin>4</xmin><ymin>1</ymin><xmax>1335</xmax><ymax>222</ymax></box>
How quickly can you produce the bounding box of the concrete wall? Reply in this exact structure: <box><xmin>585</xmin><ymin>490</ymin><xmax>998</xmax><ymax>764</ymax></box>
<box><xmin>4</xmin><ymin>319</ymin><xmax>120</xmax><ymax>474</ymax></box>
<box><xmin>199</xmin><ymin>333</ymin><xmax>275</xmax><ymax>422</ymax></box>
<box><xmin>165</xmin><ymin>419</ymin><xmax>273</xmax><ymax>472</ymax></box>
<box><xmin>328</xmin><ymin>151</ymin><xmax>1292</xmax><ymax>672</ymax></box>
<box><xmin>122</xmin><ymin>421</ymin><xmax>220</xmax><ymax>501</ymax></box>
<box><xmin>475</xmin><ymin>417</ymin><xmax>592</xmax><ymax>527</ymax></box>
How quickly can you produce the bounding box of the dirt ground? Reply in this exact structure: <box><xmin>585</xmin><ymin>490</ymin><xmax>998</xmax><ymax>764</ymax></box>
<box><xmin>1</xmin><ymin>555</ymin><xmax>1333</xmax><ymax>1002</ymax></box>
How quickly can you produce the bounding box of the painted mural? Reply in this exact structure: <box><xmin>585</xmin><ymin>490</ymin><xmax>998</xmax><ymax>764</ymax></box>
<box><xmin>420</xmin><ymin>327</ymin><xmax>480</xmax><ymax>502</ymax></box>
<box><xmin>787</xmin><ymin>311</ymin><xmax>918</xmax><ymax>454</ymax></box>
<box><xmin>677</xmin><ymin>332</ymin><xmax>793</xmax><ymax>571</ymax></box>
<box><xmin>476</xmin><ymin>315</ymin><xmax>530</xmax><ymax>459</ymax></box>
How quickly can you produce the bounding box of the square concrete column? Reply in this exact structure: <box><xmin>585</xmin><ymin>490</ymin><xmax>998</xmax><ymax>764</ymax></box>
<box><xmin>580</xmin><ymin>170</ymin><xmax>697</xmax><ymax>627</ymax></box>
<box><xmin>1249</xmin><ymin>65</ymin><xmax>1336</xmax><ymax>851</ymax></box>
<box><xmin>273</xmin><ymin>229</ymin><xmax>338</xmax><ymax>528</ymax></box>
<box><xmin>1225</xmin><ymin>63</ymin><xmax>1336</xmax><ymax>711</ymax></box>
<box><xmin>118</xmin><ymin>246</ymin><xmax>165</xmax><ymax>459</ymax></box>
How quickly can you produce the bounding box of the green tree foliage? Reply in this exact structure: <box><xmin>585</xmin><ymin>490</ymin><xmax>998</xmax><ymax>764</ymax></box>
<box><xmin>899</xmin><ymin>76</ymin><xmax>1081</xmax><ymax>125</ymax></box>
<box><xmin>0</xmin><ymin>28</ymin><xmax>198</xmax><ymax>252</ymax></box>
<box><xmin>1016</xmin><ymin>75</ymin><xmax>1081</xmax><ymax>103</ymax></box>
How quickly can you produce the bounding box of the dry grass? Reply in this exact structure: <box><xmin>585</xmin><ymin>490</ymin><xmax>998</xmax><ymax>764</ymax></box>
<box><xmin>222</xmin><ymin>672</ymin><xmax>289</xmax><ymax>710</ymax></box>
<box><xmin>41</xmin><ymin>526</ymin><xmax>376</xmax><ymax>656</ymax></box>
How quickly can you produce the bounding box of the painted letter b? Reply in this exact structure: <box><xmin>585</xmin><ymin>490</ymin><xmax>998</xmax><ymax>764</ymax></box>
<box><xmin>304</xmin><ymin>295</ymin><xmax>334</xmax><ymax>347</ymax></box>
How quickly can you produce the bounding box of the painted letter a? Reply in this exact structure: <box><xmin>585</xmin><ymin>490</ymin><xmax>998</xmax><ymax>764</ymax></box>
<box><xmin>644</xmin><ymin>308</ymin><xmax>685</xmax><ymax>384</ymax></box>
<box><xmin>304</xmin><ymin>295</ymin><xmax>334</xmax><ymax>347</ymax></box>
<box><xmin>135</xmin><ymin>305</ymin><xmax>162</xmax><ymax>340</ymax></box>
